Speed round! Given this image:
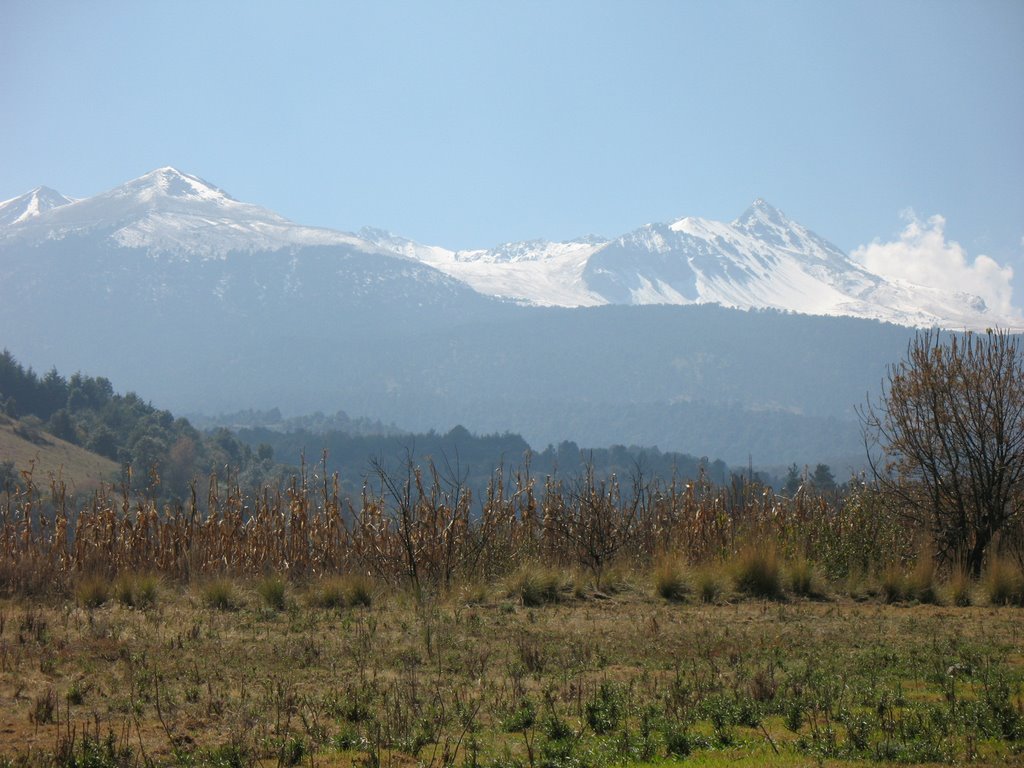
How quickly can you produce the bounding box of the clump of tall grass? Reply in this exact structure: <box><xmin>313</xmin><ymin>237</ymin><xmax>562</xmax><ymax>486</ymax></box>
<box><xmin>946</xmin><ymin>566</ymin><xmax>973</xmax><ymax>607</ymax></box>
<box><xmin>880</xmin><ymin>563</ymin><xmax>908</xmax><ymax>603</ymax></box>
<box><xmin>113</xmin><ymin>573</ymin><xmax>159</xmax><ymax>608</ymax></box>
<box><xmin>905</xmin><ymin>553</ymin><xmax>940</xmax><ymax>604</ymax></box>
<box><xmin>309</xmin><ymin>577</ymin><xmax>348</xmax><ymax>609</ymax></box>
<box><xmin>732</xmin><ymin>545</ymin><xmax>783</xmax><ymax>599</ymax></box>
<box><xmin>344</xmin><ymin>574</ymin><xmax>374</xmax><ymax>608</ymax></box>
<box><xmin>257</xmin><ymin>574</ymin><xmax>288</xmax><ymax>611</ymax></box>
<box><xmin>509</xmin><ymin>565</ymin><xmax>562</xmax><ymax>606</ymax></box>
<box><xmin>653</xmin><ymin>557</ymin><xmax>691</xmax><ymax>602</ymax></box>
<box><xmin>75</xmin><ymin>575</ymin><xmax>110</xmax><ymax>608</ymax></box>
<box><xmin>308</xmin><ymin>574</ymin><xmax>375</xmax><ymax>609</ymax></box>
<box><xmin>787</xmin><ymin>556</ymin><xmax>826</xmax><ymax>599</ymax></box>
<box><xmin>199</xmin><ymin>578</ymin><xmax>241</xmax><ymax>611</ymax></box>
<box><xmin>693</xmin><ymin>566</ymin><xmax>726</xmax><ymax>603</ymax></box>
<box><xmin>984</xmin><ymin>556</ymin><xmax>1024</xmax><ymax>606</ymax></box>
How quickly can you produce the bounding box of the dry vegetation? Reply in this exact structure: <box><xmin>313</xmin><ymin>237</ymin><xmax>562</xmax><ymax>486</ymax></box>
<box><xmin>0</xmin><ymin>463</ymin><xmax>1023</xmax><ymax>766</ymax></box>
<box><xmin>0</xmin><ymin>414</ymin><xmax>119</xmax><ymax>495</ymax></box>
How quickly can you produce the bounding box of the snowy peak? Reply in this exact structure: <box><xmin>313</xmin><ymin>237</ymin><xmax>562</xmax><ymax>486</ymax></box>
<box><xmin>390</xmin><ymin>198</ymin><xmax>1013</xmax><ymax>330</ymax></box>
<box><xmin>1</xmin><ymin>167</ymin><xmax>371</xmax><ymax>258</ymax></box>
<box><xmin>0</xmin><ymin>186</ymin><xmax>75</xmax><ymax>226</ymax></box>
<box><xmin>734</xmin><ymin>198</ymin><xmax>789</xmax><ymax>229</ymax></box>
<box><xmin>116</xmin><ymin>166</ymin><xmax>235</xmax><ymax>204</ymax></box>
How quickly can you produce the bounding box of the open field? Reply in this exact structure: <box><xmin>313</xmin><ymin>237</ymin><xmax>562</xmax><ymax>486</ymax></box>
<box><xmin>0</xmin><ymin>579</ymin><xmax>1022</xmax><ymax>767</ymax></box>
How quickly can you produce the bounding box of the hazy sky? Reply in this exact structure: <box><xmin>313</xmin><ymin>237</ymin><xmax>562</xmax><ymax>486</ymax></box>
<box><xmin>3</xmin><ymin>1</ymin><xmax>1023</xmax><ymax>310</ymax></box>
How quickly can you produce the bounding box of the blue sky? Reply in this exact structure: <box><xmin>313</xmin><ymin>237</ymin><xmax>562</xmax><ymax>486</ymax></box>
<box><xmin>3</xmin><ymin>1</ymin><xmax>1023</xmax><ymax>310</ymax></box>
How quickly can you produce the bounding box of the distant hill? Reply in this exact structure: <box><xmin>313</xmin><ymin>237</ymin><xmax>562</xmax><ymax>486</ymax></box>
<box><xmin>0</xmin><ymin>413</ymin><xmax>119</xmax><ymax>493</ymax></box>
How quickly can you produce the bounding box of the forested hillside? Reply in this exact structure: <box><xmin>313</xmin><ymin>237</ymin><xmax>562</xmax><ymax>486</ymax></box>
<box><xmin>0</xmin><ymin>350</ymin><xmax>283</xmax><ymax>496</ymax></box>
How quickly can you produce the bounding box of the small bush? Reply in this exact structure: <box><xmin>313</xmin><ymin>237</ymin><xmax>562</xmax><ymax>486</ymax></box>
<box><xmin>732</xmin><ymin>545</ymin><xmax>782</xmax><ymax>599</ymax></box>
<box><xmin>653</xmin><ymin>557</ymin><xmax>690</xmax><ymax>602</ymax></box>
<box><xmin>76</xmin><ymin>575</ymin><xmax>110</xmax><ymax>608</ymax></box>
<box><xmin>257</xmin><ymin>574</ymin><xmax>288</xmax><ymax>611</ymax></box>
<box><xmin>200</xmin><ymin>579</ymin><xmax>240</xmax><ymax>611</ymax></box>
<box><xmin>66</xmin><ymin>678</ymin><xmax>89</xmax><ymax>706</ymax></box>
<box><xmin>279</xmin><ymin>735</ymin><xmax>306</xmax><ymax>767</ymax></box>
<box><xmin>985</xmin><ymin>556</ymin><xmax>1024</xmax><ymax>606</ymax></box>
<box><xmin>503</xmin><ymin>698</ymin><xmax>537</xmax><ymax>732</ymax></box>
<box><xmin>585</xmin><ymin>682</ymin><xmax>624</xmax><ymax>734</ymax></box>
<box><xmin>664</xmin><ymin>724</ymin><xmax>693</xmax><ymax>757</ymax></box>
<box><xmin>204</xmin><ymin>743</ymin><xmax>252</xmax><ymax>768</ymax></box>
<box><xmin>30</xmin><ymin>687</ymin><xmax>56</xmax><ymax>724</ymax></box>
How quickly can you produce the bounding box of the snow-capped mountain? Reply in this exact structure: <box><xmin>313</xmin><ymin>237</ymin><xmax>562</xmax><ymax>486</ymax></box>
<box><xmin>359</xmin><ymin>228</ymin><xmax>609</xmax><ymax>307</ymax></box>
<box><xmin>0</xmin><ymin>167</ymin><xmax>951</xmax><ymax>465</ymax></box>
<box><xmin>0</xmin><ymin>186</ymin><xmax>76</xmax><ymax>227</ymax></box>
<box><xmin>0</xmin><ymin>167</ymin><xmax>1013</xmax><ymax>329</ymax></box>
<box><xmin>0</xmin><ymin>167</ymin><xmax>493</xmax><ymax>343</ymax></box>
<box><xmin>0</xmin><ymin>167</ymin><xmax>371</xmax><ymax>258</ymax></box>
<box><xmin>368</xmin><ymin>199</ymin><xmax>1016</xmax><ymax>330</ymax></box>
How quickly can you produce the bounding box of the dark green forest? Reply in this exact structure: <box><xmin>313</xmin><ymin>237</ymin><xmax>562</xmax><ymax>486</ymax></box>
<box><xmin>1</xmin><ymin>351</ymin><xmax>741</xmax><ymax>503</ymax></box>
<box><xmin>0</xmin><ymin>349</ymin><xmax>284</xmax><ymax>495</ymax></box>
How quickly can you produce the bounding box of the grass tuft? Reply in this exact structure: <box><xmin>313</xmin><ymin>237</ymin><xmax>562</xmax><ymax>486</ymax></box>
<box><xmin>946</xmin><ymin>566</ymin><xmax>973</xmax><ymax>607</ymax></box>
<box><xmin>509</xmin><ymin>565</ymin><xmax>562</xmax><ymax>606</ymax></box>
<box><xmin>906</xmin><ymin>554</ymin><xmax>941</xmax><ymax>604</ymax></box>
<box><xmin>75</xmin><ymin>575</ymin><xmax>110</xmax><ymax>609</ymax></box>
<box><xmin>257</xmin><ymin>574</ymin><xmax>288</xmax><ymax>612</ymax></box>
<box><xmin>732</xmin><ymin>545</ymin><xmax>783</xmax><ymax>599</ymax></box>
<box><xmin>309</xmin><ymin>577</ymin><xmax>348</xmax><ymax>609</ymax></box>
<box><xmin>880</xmin><ymin>564</ymin><xmax>907</xmax><ymax>603</ymax></box>
<box><xmin>653</xmin><ymin>557</ymin><xmax>691</xmax><ymax>602</ymax></box>
<box><xmin>200</xmin><ymin>578</ymin><xmax>241</xmax><ymax>611</ymax></box>
<box><xmin>984</xmin><ymin>555</ymin><xmax>1024</xmax><ymax>606</ymax></box>
<box><xmin>693</xmin><ymin>566</ymin><xmax>725</xmax><ymax>604</ymax></box>
<box><xmin>113</xmin><ymin>573</ymin><xmax>159</xmax><ymax>609</ymax></box>
<box><xmin>787</xmin><ymin>556</ymin><xmax>826</xmax><ymax>599</ymax></box>
<box><xmin>344</xmin><ymin>575</ymin><xmax>374</xmax><ymax>608</ymax></box>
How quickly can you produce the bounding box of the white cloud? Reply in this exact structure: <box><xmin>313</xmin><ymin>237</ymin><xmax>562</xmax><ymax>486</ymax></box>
<box><xmin>852</xmin><ymin>211</ymin><xmax>1018</xmax><ymax>320</ymax></box>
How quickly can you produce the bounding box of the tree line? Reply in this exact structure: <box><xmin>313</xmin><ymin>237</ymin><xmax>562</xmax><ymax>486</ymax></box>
<box><xmin>0</xmin><ymin>349</ymin><xmax>284</xmax><ymax>496</ymax></box>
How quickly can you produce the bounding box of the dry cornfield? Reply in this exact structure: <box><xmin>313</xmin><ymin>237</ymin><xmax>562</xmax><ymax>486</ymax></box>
<box><xmin>0</xmin><ymin>459</ymin><xmax>925</xmax><ymax>597</ymax></box>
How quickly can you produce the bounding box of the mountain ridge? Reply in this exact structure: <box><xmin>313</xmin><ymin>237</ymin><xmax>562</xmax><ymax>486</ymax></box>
<box><xmin>1</xmin><ymin>166</ymin><xmax>1015</xmax><ymax>329</ymax></box>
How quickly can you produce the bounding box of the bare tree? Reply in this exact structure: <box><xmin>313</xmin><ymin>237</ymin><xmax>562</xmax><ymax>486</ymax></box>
<box><xmin>860</xmin><ymin>329</ymin><xmax>1024</xmax><ymax>575</ymax></box>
